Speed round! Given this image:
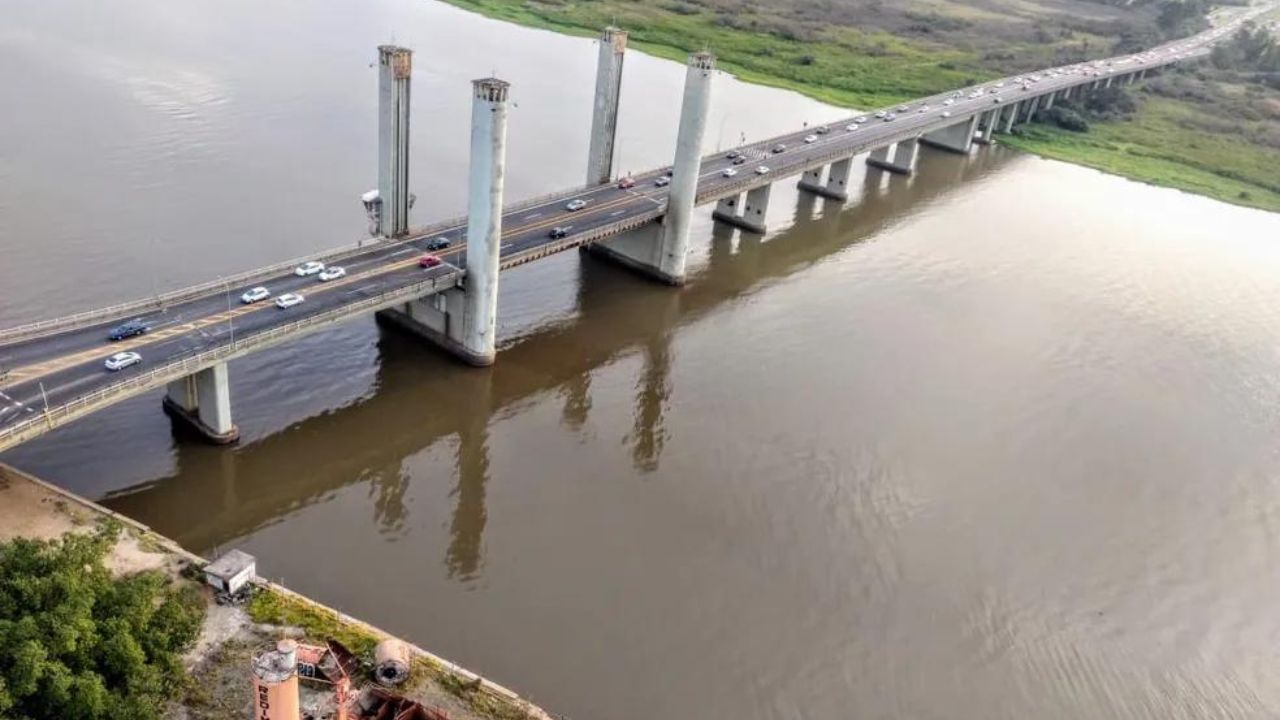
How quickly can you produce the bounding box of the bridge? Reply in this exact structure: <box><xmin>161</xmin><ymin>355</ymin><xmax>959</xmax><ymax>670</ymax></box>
<box><xmin>0</xmin><ymin>7</ymin><xmax>1267</xmax><ymax>452</ymax></box>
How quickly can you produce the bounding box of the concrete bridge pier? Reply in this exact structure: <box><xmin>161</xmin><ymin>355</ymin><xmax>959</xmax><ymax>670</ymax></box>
<box><xmin>711</xmin><ymin>183</ymin><xmax>772</xmax><ymax>233</ymax></box>
<box><xmin>798</xmin><ymin>158</ymin><xmax>852</xmax><ymax>200</ymax></box>
<box><xmin>591</xmin><ymin>52</ymin><xmax>714</xmax><ymax>285</ymax></box>
<box><xmin>586</xmin><ymin>27</ymin><xmax>627</xmax><ymax>186</ymax></box>
<box><xmin>975</xmin><ymin>109</ymin><xmax>998</xmax><ymax>144</ymax></box>
<box><xmin>163</xmin><ymin>362</ymin><xmax>239</xmax><ymax>444</ymax></box>
<box><xmin>377</xmin><ymin>46</ymin><xmax>413</xmax><ymax>238</ymax></box>
<box><xmin>1001</xmin><ymin>103</ymin><xmax>1017</xmax><ymax>133</ymax></box>
<box><xmin>866</xmin><ymin>139</ymin><xmax>918</xmax><ymax>175</ymax></box>
<box><xmin>379</xmin><ymin>78</ymin><xmax>511</xmax><ymax>366</ymax></box>
<box><xmin>1042</xmin><ymin>91</ymin><xmax>1056</xmax><ymax>110</ymax></box>
<box><xmin>921</xmin><ymin>114</ymin><xmax>979</xmax><ymax>154</ymax></box>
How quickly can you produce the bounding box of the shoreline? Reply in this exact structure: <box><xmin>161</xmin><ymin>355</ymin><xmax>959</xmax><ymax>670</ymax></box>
<box><xmin>0</xmin><ymin>462</ymin><xmax>555</xmax><ymax>720</ymax></box>
<box><xmin>439</xmin><ymin>0</ymin><xmax>1279</xmax><ymax>215</ymax></box>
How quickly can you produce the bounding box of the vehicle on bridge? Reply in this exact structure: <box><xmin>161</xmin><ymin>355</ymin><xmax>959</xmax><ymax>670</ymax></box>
<box><xmin>804</xmin><ymin>135</ymin><xmax>818</xmax><ymax>144</ymax></box>
<box><xmin>654</xmin><ymin>177</ymin><xmax>670</xmax><ymax>187</ymax></box>
<box><xmin>725</xmin><ymin>150</ymin><xmax>741</xmax><ymax>160</ymax></box>
<box><xmin>426</xmin><ymin>236</ymin><xmax>451</xmax><ymax>251</ymax></box>
<box><xmin>419</xmin><ymin>254</ymin><xmax>443</xmax><ymax>268</ymax></box>
<box><xmin>240</xmin><ymin>286</ymin><xmax>271</xmax><ymax>304</ymax></box>
<box><xmin>617</xmin><ymin>176</ymin><xmax>636</xmax><ymax>189</ymax></box>
<box><xmin>548</xmin><ymin>227</ymin><xmax>570</xmax><ymax>240</ymax></box>
<box><xmin>732</xmin><ymin>156</ymin><xmax>747</xmax><ymax>166</ymax></box>
<box><xmin>104</xmin><ymin>351</ymin><xmax>141</xmax><ymax>371</ymax></box>
<box><xmin>565</xmin><ymin>199</ymin><xmax>588</xmax><ymax>211</ymax></box>
<box><xmin>294</xmin><ymin>261</ymin><xmax>325</xmax><ymax>277</ymax></box>
<box><xmin>275</xmin><ymin>293</ymin><xmax>305</xmax><ymax>309</ymax></box>
<box><xmin>722</xmin><ymin>168</ymin><xmax>738</xmax><ymax>178</ymax></box>
<box><xmin>107</xmin><ymin>319</ymin><xmax>150</xmax><ymax>341</ymax></box>
<box><xmin>755</xmin><ymin>166</ymin><xmax>769</xmax><ymax>175</ymax></box>
<box><xmin>771</xmin><ymin>144</ymin><xmax>786</xmax><ymax>153</ymax></box>
<box><xmin>318</xmin><ymin>266</ymin><xmax>347</xmax><ymax>282</ymax></box>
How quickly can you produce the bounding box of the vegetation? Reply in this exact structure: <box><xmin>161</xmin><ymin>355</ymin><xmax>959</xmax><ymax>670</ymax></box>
<box><xmin>1009</xmin><ymin>22</ymin><xmax>1280</xmax><ymax>212</ymax></box>
<box><xmin>442</xmin><ymin>0</ymin><xmax>1280</xmax><ymax>212</ymax></box>
<box><xmin>0</xmin><ymin>529</ymin><xmax>205</xmax><ymax>720</ymax></box>
<box><xmin>245</xmin><ymin>588</ymin><xmax>380</xmax><ymax>657</ymax></box>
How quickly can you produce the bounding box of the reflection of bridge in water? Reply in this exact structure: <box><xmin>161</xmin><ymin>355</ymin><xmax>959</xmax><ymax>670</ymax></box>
<box><xmin>101</xmin><ymin>146</ymin><xmax>1011</xmax><ymax>578</ymax></box>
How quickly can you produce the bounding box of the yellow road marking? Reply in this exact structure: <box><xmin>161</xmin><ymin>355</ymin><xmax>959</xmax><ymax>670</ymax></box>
<box><xmin>0</xmin><ymin>188</ymin><xmax>652</xmax><ymax>388</ymax></box>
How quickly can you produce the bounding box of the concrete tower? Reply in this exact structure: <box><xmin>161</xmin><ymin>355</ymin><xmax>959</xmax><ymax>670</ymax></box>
<box><xmin>586</xmin><ymin>27</ymin><xmax>628</xmax><ymax>186</ymax></box>
<box><xmin>377</xmin><ymin>45</ymin><xmax>412</xmax><ymax>237</ymax></box>
<box><xmin>460</xmin><ymin>78</ymin><xmax>511</xmax><ymax>366</ymax></box>
<box><xmin>659</xmin><ymin>51</ymin><xmax>715</xmax><ymax>283</ymax></box>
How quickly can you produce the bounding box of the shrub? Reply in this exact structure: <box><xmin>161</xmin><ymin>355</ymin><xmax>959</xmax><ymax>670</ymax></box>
<box><xmin>0</xmin><ymin>530</ymin><xmax>205</xmax><ymax>720</ymax></box>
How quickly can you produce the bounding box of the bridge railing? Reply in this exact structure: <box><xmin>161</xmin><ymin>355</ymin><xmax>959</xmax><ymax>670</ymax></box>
<box><xmin>0</xmin><ymin>270</ymin><xmax>460</xmax><ymax>452</ymax></box>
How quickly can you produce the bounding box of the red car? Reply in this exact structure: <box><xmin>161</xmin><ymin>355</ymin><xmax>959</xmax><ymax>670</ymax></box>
<box><xmin>618</xmin><ymin>177</ymin><xmax>636</xmax><ymax>189</ymax></box>
<box><xmin>419</xmin><ymin>254</ymin><xmax>442</xmax><ymax>268</ymax></box>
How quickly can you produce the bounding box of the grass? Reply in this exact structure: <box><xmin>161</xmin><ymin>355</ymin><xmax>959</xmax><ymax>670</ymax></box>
<box><xmin>1004</xmin><ymin>94</ymin><xmax>1280</xmax><ymax>213</ymax></box>
<box><xmin>447</xmin><ymin>0</ymin><xmax>989</xmax><ymax>108</ymax></box>
<box><xmin>246</xmin><ymin>586</ymin><xmax>381</xmax><ymax>656</ymax></box>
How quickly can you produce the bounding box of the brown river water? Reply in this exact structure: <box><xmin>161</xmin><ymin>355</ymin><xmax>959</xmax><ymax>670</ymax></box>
<box><xmin>5</xmin><ymin>0</ymin><xmax>1280</xmax><ymax>718</ymax></box>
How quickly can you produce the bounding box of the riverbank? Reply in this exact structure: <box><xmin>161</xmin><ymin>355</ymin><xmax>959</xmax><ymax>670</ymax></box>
<box><xmin>0</xmin><ymin>463</ymin><xmax>552</xmax><ymax>720</ymax></box>
<box><xmin>441</xmin><ymin>0</ymin><xmax>1280</xmax><ymax>214</ymax></box>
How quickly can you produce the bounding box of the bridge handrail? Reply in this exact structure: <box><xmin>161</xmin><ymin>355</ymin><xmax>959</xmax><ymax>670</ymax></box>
<box><xmin>0</xmin><ymin>270</ymin><xmax>460</xmax><ymax>450</ymax></box>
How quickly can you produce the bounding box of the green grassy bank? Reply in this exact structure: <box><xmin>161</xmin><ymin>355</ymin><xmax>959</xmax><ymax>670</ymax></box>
<box><xmin>441</xmin><ymin>0</ymin><xmax>1279</xmax><ymax>214</ymax></box>
<box><xmin>1004</xmin><ymin>96</ymin><xmax>1280</xmax><ymax>213</ymax></box>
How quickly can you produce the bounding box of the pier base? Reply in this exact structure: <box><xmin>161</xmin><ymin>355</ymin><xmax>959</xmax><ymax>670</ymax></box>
<box><xmin>163</xmin><ymin>362</ymin><xmax>239</xmax><ymax>444</ymax></box>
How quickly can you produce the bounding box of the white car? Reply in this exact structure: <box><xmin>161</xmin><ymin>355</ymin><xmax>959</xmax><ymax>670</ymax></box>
<box><xmin>104</xmin><ymin>351</ymin><xmax>141</xmax><ymax>371</ymax></box>
<box><xmin>565</xmin><ymin>199</ymin><xmax>588</xmax><ymax>211</ymax></box>
<box><xmin>275</xmin><ymin>293</ymin><xmax>305</xmax><ymax>309</ymax></box>
<box><xmin>918</xmin><ymin>105</ymin><xmax>930</xmax><ymax>113</ymax></box>
<box><xmin>874</xmin><ymin>110</ymin><xmax>887</xmax><ymax>118</ymax></box>
<box><xmin>240</xmin><ymin>286</ymin><xmax>270</xmax><ymax>304</ymax></box>
<box><xmin>846</xmin><ymin>123</ymin><xmax>859</xmax><ymax>131</ymax></box>
<box><xmin>883</xmin><ymin>113</ymin><xmax>897</xmax><ymax>121</ymax></box>
<box><xmin>943</xmin><ymin>98</ymin><xmax>955</xmax><ymax>106</ymax></box>
<box><xmin>941</xmin><ymin>111</ymin><xmax>953</xmax><ymax>118</ymax></box>
<box><xmin>804</xmin><ymin>134</ymin><xmax>818</xmax><ymax>143</ymax></box>
<box><xmin>654</xmin><ymin>176</ymin><xmax>670</xmax><ymax>187</ymax></box>
<box><xmin>318</xmin><ymin>266</ymin><xmax>346</xmax><ymax>282</ymax></box>
<box><xmin>722</xmin><ymin>167</ymin><xmax>738</xmax><ymax>177</ymax></box>
<box><xmin>856</xmin><ymin>116</ymin><xmax>869</xmax><ymax>123</ymax></box>
<box><xmin>294</xmin><ymin>261</ymin><xmax>325</xmax><ymax>277</ymax></box>
<box><xmin>755</xmin><ymin>166</ymin><xmax>769</xmax><ymax>175</ymax></box>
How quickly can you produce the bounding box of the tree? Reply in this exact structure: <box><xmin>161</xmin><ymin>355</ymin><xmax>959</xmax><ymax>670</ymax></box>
<box><xmin>0</xmin><ymin>529</ymin><xmax>205</xmax><ymax>720</ymax></box>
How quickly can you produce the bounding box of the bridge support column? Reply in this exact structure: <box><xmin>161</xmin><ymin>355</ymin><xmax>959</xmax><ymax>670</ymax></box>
<box><xmin>590</xmin><ymin>52</ymin><xmax>714</xmax><ymax>285</ymax></box>
<box><xmin>1104</xmin><ymin>76</ymin><xmax>1114</xmax><ymax>88</ymax></box>
<box><xmin>1042</xmin><ymin>91</ymin><xmax>1056</xmax><ymax>110</ymax></box>
<box><xmin>866</xmin><ymin>139</ymin><xmax>918</xmax><ymax>175</ymax></box>
<box><xmin>711</xmin><ymin>184</ymin><xmax>770</xmax><ymax>233</ymax></box>
<box><xmin>377</xmin><ymin>46</ymin><xmax>413</xmax><ymax>238</ymax></box>
<box><xmin>921</xmin><ymin>115</ymin><xmax>978</xmax><ymax>154</ymax></box>
<box><xmin>163</xmin><ymin>362</ymin><xmax>238</xmax><ymax>444</ymax></box>
<box><xmin>975</xmin><ymin>109</ymin><xmax>998</xmax><ymax>144</ymax></box>
<box><xmin>586</xmin><ymin>27</ymin><xmax>627</xmax><ymax>186</ymax></box>
<box><xmin>825</xmin><ymin>157</ymin><xmax>852</xmax><ymax>200</ymax></box>
<box><xmin>379</xmin><ymin>78</ymin><xmax>510</xmax><ymax>366</ymax></box>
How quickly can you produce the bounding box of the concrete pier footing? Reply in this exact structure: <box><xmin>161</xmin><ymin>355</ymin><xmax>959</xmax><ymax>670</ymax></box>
<box><xmin>921</xmin><ymin>115</ymin><xmax>978</xmax><ymax>154</ymax></box>
<box><xmin>380</xmin><ymin>78</ymin><xmax>511</xmax><ymax>366</ymax></box>
<box><xmin>712</xmin><ymin>184</ymin><xmax>772</xmax><ymax>233</ymax></box>
<box><xmin>592</xmin><ymin>52</ymin><xmax>714</xmax><ymax>285</ymax></box>
<box><xmin>866</xmin><ymin>139</ymin><xmax>918</xmax><ymax>175</ymax></box>
<box><xmin>163</xmin><ymin>362</ymin><xmax>239</xmax><ymax>444</ymax></box>
<box><xmin>377</xmin><ymin>46</ymin><xmax>413</xmax><ymax>238</ymax></box>
<box><xmin>586</xmin><ymin>27</ymin><xmax>627</xmax><ymax>186</ymax></box>
<box><xmin>797</xmin><ymin>159</ymin><xmax>850</xmax><ymax>201</ymax></box>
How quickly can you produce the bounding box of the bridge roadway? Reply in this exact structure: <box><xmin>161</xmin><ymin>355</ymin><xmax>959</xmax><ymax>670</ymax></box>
<box><xmin>0</xmin><ymin>8</ymin><xmax>1264</xmax><ymax>450</ymax></box>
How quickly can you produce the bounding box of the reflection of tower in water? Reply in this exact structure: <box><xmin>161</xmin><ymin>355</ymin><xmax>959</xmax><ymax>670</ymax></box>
<box><xmin>445</xmin><ymin>370</ymin><xmax>493</xmax><ymax>582</ymax></box>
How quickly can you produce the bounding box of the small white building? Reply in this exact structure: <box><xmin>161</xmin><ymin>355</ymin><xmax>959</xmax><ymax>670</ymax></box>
<box><xmin>204</xmin><ymin>549</ymin><xmax>256</xmax><ymax>595</ymax></box>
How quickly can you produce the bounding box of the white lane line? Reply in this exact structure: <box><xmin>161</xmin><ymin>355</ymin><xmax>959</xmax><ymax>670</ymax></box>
<box><xmin>390</xmin><ymin>247</ymin><xmax>417</xmax><ymax>256</ymax></box>
<box><xmin>525</xmin><ymin>212</ymin><xmax>544</xmax><ymax>220</ymax></box>
<box><xmin>609</xmin><ymin>209</ymin><xmax>626</xmax><ymax>217</ymax></box>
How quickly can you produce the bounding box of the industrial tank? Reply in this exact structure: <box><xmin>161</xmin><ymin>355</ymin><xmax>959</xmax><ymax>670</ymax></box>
<box><xmin>251</xmin><ymin>639</ymin><xmax>300</xmax><ymax>720</ymax></box>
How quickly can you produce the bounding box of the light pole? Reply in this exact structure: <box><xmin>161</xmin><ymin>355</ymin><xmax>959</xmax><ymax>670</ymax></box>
<box><xmin>223</xmin><ymin>278</ymin><xmax>234</xmax><ymax>349</ymax></box>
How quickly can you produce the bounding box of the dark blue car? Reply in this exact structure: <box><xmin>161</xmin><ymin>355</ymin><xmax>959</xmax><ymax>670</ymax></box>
<box><xmin>108</xmin><ymin>319</ymin><xmax>150</xmax><ymax>341</ymax></box>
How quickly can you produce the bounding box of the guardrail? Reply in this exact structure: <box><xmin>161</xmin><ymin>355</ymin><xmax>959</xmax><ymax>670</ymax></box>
<box><xmin>0</xmin><ymin>270</ymin><xmax>460</xmax><ymax>452</ymax></box>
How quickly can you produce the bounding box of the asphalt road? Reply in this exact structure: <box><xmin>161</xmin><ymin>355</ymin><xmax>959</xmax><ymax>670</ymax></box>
<box><xmin>0</xmin><ymin>6</ymin><xmax>1268</xmax><ymax>438</ymax></box>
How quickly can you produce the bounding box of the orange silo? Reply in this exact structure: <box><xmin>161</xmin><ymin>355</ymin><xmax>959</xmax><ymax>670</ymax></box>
<box><xmin>251</xmin><ymin>639</ymin><xmax>301</xmax><ymax>720</ymax></box>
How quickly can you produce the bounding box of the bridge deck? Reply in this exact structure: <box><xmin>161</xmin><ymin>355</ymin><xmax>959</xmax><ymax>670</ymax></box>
<box><xmin>0</xmin><ymin>8</ymin><xmax>1265</xmax><ymax>450</ymax></box>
